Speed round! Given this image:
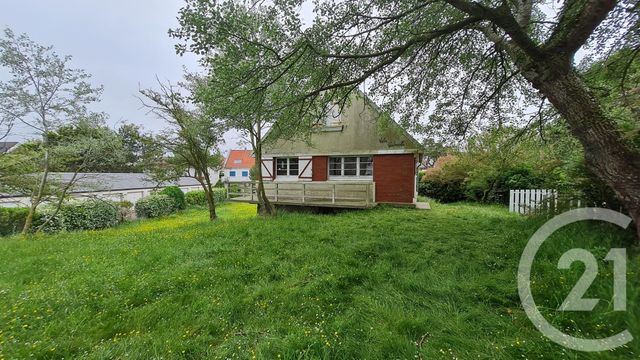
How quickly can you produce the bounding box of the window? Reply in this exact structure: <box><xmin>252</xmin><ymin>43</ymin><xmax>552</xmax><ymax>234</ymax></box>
<box><xmin>276</xmin><ymin>157</ymin><xmax>299</xmax><ymax>176</ymax></box>
<box><xmin>329</xmin><ymin>156</ymin><xmax>373</xmax><ymax>177</ymax></box>
<box><xmin>241</xmin><ymin>171</ymin><xmax>249</xmax><ymax>177</ymax></box>
<box><xmin>233</xmin><ymin>159</ymin><xmax>242</xmax><ymax>164</ymax></box>
<box><xmin>229</xmin><ymin>171</ymin><xmax>236</xmax><ymax>177</ymax></box>
<box><xmin>325</xmin><ymin>104</ymin><xmax>342</xmax><ymax>126</ymax></box>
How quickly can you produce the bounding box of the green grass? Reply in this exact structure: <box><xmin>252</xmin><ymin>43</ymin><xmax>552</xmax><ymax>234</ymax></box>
<box><xmin>0</xmin><ymin>202</ymin><xmax>638</xmax><ymax>359</ymax></box>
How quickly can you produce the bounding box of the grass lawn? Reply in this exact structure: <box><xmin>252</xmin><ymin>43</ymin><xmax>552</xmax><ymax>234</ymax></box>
<box><xmin>0</xmin><ymin>202</ymin><xmax>638</xmax><ymax>359</ymax></box>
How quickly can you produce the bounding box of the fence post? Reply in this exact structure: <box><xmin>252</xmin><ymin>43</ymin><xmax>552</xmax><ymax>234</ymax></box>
<box><xmin>302</xmin><ymin>183</ymin><xmax>306</xmax><ymax>203</ymax></box>
<box><xmin>250</xmin><ymin>182</ymin><xmax>254</xmax><ymax>202</ymax></box>
<box><xmin>332</xmin><ymin>183</ymin><xmax>336</xmax><ymax>204</ymax></box>
<box><xmin>275</xmin><ymin>183</ymin><xmax>278</xmax><ymax>202</ymax></box>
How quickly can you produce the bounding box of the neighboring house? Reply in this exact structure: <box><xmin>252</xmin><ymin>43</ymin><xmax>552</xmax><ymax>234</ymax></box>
<box><xmin>246</xmin><ymin>93</ymin><xmax>423</xmax><ymax>207</ymax></box>
<box><xmin>0</xmin><ymin>142</ymin><xmax>19</xmax><ymax>154</ymax></box>
<box><xmin>222</xmin><ymin>150</ymin><xmax>255</xmax><ymax>183</ymax></box>
<box><xmin>0</xmin><ymin>173</ymin><xmax>202</xmax><ymax>208</ymax></box>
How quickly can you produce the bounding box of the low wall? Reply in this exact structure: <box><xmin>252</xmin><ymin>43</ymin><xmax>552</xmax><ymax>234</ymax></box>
<box><xmin>0</xmin><ymin>185</ymin><xmax>203</xmax><ymax>208</ymax></box>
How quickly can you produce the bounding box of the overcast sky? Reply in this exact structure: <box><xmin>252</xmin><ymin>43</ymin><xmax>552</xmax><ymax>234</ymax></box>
<box><xmin>0</xmin><ymin>0</ymin><xmax>245</xmax><ymax>152</ymax></box>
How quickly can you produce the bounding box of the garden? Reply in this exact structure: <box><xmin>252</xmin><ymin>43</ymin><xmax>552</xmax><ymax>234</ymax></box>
<box><xmin>0</xmin><ymin>201</ymin><xmax>637</xmax><ymax>359</ymax></box>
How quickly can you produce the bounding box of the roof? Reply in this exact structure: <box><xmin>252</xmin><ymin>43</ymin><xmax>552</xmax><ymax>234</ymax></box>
<box><xmin>0</xmin><ymin>172</ymin><xmax>202</xmax><ymax>198</ymax></box>
<box><xmin>225</xmin><ymin>150</ymin><xmax>255</xmax><ymax>169</ymax></box>
<box><xmin>0</xmin><ymin>142</ymin><xmax>18</xmax><ymax>154</ymax></box>
<box><xmin>263</xmin><ymin>92</ymin><xmax>423</xmax><ymax>156</ymax></box>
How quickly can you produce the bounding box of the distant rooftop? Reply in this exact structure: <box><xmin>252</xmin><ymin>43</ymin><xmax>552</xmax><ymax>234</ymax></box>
<box><xmin>0</xmin><ymin>142</ymin><xmax>18</xmax><ymax>154</ymax></box>
<box><xmin>225</xmin><ymin>150</ymin><xmax>254</xmax><ymax>169</ymax></box>
<box><xmin>0</xmin><ymin>173</ymin><xmax>201</xmax><ymax>198</ymax></box>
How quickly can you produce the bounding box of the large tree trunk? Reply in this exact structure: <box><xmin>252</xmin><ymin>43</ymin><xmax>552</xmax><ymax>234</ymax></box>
<box><xmin>253</xmin><ymin>143</ymin><xmax>275</xmax><ymax>216</ymax></box>
<box><xmin>525</xmin><ymin>68</ymin><xmax>640</xmax><ymax>240</ymax></box>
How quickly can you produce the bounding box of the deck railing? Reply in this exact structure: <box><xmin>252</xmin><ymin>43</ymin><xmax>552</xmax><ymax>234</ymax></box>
<box><xmin>227</xmin><ymin>181</ymin><xmax>376</xmax><ymax>208</ymax></box>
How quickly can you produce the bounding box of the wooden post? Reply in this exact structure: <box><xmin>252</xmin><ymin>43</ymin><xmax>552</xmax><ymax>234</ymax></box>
<box><xmin>275</xmin><ymin>183</ymin><xmax>278</xmax><ymax>202</ymax></box>
<box><xmin>250</xmin><ymin>182</ymin><xmax>254</xmax><ymax>202</ymax></box>
<box><xmin>302</xmin><ymin>183</ymin><xmax>306</xmax><ymax>203</ymax></box>
<box><xmin>365</xmin><ymin>183</ymin><xmax>370</xmax><ymax>207</ymax></box>
<box><xmin>332</xmin><ymin>183</ymin><xmax>336</xmax><ymax>204</ymax></box>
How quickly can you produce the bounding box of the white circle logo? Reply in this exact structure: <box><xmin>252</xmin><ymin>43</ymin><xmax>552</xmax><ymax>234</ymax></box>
<box><xmin>518</xmin><ymin>207</ymin><xmax>634</xmax><ymax>352</ymax></box>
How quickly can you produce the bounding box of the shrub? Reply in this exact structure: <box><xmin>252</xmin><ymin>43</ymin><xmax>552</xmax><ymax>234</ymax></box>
<box><xmin>0</xmin><ymin>207</ymin><xmax>29</xmax><ymax>236</ymax></box>
<box><xmin>160</xmin><ymin>186</ymin><xmax>186</xmax><ymax>210</ymax></box>
<box><xmin>186</xmin><ymin>190</ymin><xmax>207</xmax><ymax>206</ymax></box>
<box><xmin>115</xmin><ymin>200</ymin><xmax>134</xmax><ymax>222</ymax></box>
<box><xmin>185</xmin><ymin>188</ymin><xmax>227</xmax><ymax>207</ymax></box>
<box><xmin>135</xmin><ymin>194</ymin><xmax>176</xmax><ymax>219</ymax></box>
<box><xmin>33</xmin><ymin>208</ymin><xmax>64</xmax><ymax>233</ymax></box>
<box><xmin>420</xmin><ymin>155</ymin><xmax>467</xmax><ymax>203</ymax></box>
<box><xmin>59</xmin><ymin>200</ymin><xmax>119</xmax><ymax>231</ymax></box>
<box><xmin>419</xmin><ymin>178</ymin><xmax>466</xmax><ymax>203</ymax></box>
<box><xmin>33</xmin><ymin>200</ymin><xmax>119</xmax><ymax>233</ymax></box>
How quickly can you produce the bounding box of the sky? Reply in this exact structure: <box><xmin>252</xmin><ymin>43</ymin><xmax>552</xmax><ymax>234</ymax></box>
<box><xmin>0</xmin><ymin>0</ymin><xmax>245</xmax><ymax>153</ymax></box>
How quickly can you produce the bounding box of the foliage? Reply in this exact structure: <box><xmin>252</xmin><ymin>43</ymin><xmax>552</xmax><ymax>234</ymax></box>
<box><xmin>138</xmin><ymin>79</ymin><xmax>225</xmax><ymax>220</ymax></box>
<box><xmin>134</xmin><ymin>194</ymin><xmax>176</xmax><ymax>219</ymax></box>
<box><xmin>419</xmin><ymin>155</ymin><xmax>466</xmax><ymax>203</ymax></box>
<box><xmin>418</xmin><ymin>126</ymin><xmax>618</xmax><ymax>205</ymax></box>
<box><xmin>0</xmin><ymin>202</ymin><xmax>636</xmax><ymax>358</ymax></box>
<box><xmin>46</xmin><ymin>119</ymin><xmax>128</xmax><ymax>173</ymax></box>
<box><xmin>583</xmin><ymin>48</ymin><xmax>640</xmax><ymax>149</ymax></box>
<box><xmin>0</xmin><ymin>207</ymin><xmax>28</xmax><ymax>236</ymax></box>
<box><xmin>34</xmin><ymin>200</ymin><xmax>119</xmax><ymax>233</ymax></box>
<box><xmin>0</xmin><ymin>27</ymin><xmax>104</xmax><ymax>234</ymax></box>
<box><xmin>185</xmin><ymin>189</ymin><xmax>227</xmax><ymax>207</ymax></box>
<box><xmin>116</xmin><ymin>123</ymin><xmax>161</xmax><ymax>172</ymax></box>
<box><xmin>159</xmin><ymin>186</ymin><xmax>186</xmax><ymax>211</ymax></box>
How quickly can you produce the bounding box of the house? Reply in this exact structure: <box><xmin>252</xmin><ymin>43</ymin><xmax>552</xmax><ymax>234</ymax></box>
<box><xmin>222</xmin><ymin>150</ymin><xmax>255</xmax><ymax>182</ymax></box>
<box><xmin>0</xmin><ymin>142</ymin><xmax>19</xmax><ymax>154</ymax></box>
<box><xmin>0</xmin><ymin>173</ymin><xmax>203</xmax><ymax>208</ymax></box>
<box><xmin>231</xmin><ymin>93</ymin><xmax>423</xmax><ymax>208</ymax></box>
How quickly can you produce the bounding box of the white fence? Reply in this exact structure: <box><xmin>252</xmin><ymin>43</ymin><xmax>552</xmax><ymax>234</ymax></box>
<box><xmin>509</xmin><ymin>189</ymin><xmax>557</xmax><ymax>215</ymax></box>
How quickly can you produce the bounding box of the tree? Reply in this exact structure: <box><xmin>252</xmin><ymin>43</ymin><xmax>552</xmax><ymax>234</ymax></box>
<box><xmin>117</xmin><ymin>123</ymin><xmax>160</xmax><ymax>172</ymax></box>
<box><xmin>172</xmin><ymin>0</ymin><xmax>640</xmax><ymax>238</ymax></box>
<box><xmin>139</xmin><ymin>79</ymin><xmax>225</xmax><ymax>221</ymax></box>
<box><xmin>0</xmin><ymin>28</ymin><xmax>103</xmax><ymax>234</ymax></box>
<box><xmin>47</xmin><ymin>117</ymin><xmax>128</xmax><ymax>173</ymax></box>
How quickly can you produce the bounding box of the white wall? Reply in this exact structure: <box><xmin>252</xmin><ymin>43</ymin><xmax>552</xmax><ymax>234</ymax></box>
<box><xmin>0</xmin><ymin>185</ymin><xmax>203</xmax><ymax>208</ymax></box>
<box><xmin>222</xmin><ymin>167</ymin><xmax>252</xmax><ymax>182</ymax></box>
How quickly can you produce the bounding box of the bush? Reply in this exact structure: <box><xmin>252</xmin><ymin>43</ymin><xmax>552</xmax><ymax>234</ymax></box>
<box><xmin>135</xmin><ymin>194</ymin><xmax>176</xmax><ymax>219</ymax></box>
<box><xmin>115</xmin><ymin>200</ymin><xmax>134</xmax><ymax>222</ymax></box>
<box><xmin>160</xmin><ymin>186</ymin><xmax>186</xmax><ymax>210</ymax></box>
<box><xmin>419</xmin><ymin>178</ymin><xmax>466</xmax><ymax>203</ymax></box>
<box><xmin>0</xmin><ymin>207</ymin><xmax>29</xmax><ymax>236</ymax></box>
<box><xmin>33</xmin><ymin>200</ymin><xmax>119</xmax><ymax>233</ymax></box>
<box><xmin>185</xmin><ymin>188</ymin><xmax>227</xmax><ymax>207</ymax></box>
<box><xmin>59</xmin><ymin>200</ymin><xmax>119</xmax><ymax>231</ymax></box>
<box><xmin>420</xmin><ymin>155</ymin><xmax>467</xmax><ymax>203</ymax></box>
<box><xmin>186</xmin><ymin>190</ymin><xmax>207</xmax><ymax>206</ymax></box>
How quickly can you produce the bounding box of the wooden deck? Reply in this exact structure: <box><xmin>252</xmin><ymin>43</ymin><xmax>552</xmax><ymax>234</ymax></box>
<box><xmin>227</xmin><ymin>181</ymin><xmax>376</xmax><ymax>208</ymax></box>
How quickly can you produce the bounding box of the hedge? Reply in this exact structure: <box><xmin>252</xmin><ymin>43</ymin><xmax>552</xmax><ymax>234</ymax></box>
<box><xmin>135</xmin><ymin>194</ymin><xmax>176</xmax><ymax>219</ymax></box>
<box><xmin>185</xmin><ymin>188</ymin><xmax>227</xmax><ymax>207</ymax></box>
<box><xmin>160</xmin><ymin>186</ymin><xmax>186</xmax><ymax>210</ymax></box>
<box><xmin>34</xmin><ymin>200</ymin><xmax>120</xmax><ymax>233</ymax></box>
<box><xmin>0</xmin><ymin>207</ymin><xmax>29</xmax><ymax>236</ymax></box>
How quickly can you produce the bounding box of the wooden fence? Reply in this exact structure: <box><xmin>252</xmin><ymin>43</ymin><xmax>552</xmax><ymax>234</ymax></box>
<box><xmin>227</xmin><ymin>181</ymin><xmax>376</xmax><ymax>208</ymax></box>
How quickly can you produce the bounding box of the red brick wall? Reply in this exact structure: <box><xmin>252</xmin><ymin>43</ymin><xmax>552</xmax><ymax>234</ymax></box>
<box><xmin>312</xmin><ymin>156</ymin><xmax>328</xmax><ymax>181</ymax></box>
<box><xmin>373</xmin><ymin>154</ymin><xmax>416</xmax><ymax>203</ymax></box>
